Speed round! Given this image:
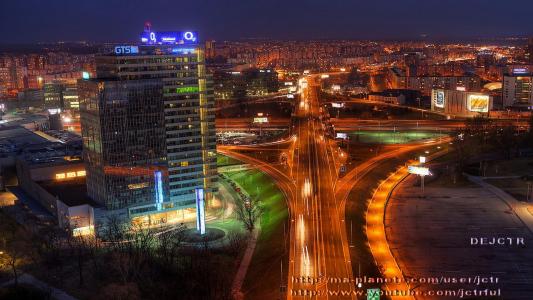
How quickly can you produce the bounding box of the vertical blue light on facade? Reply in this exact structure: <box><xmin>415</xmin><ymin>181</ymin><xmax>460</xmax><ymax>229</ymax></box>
<box><xmin>154</xmin><ymin>171</ymin><xmax>164</xmax><ymax>211</ymax></box>
<box><xmin>195</xmin><ymin>188</ymin><xmax>206</xmax><ymax>235</ymax></box>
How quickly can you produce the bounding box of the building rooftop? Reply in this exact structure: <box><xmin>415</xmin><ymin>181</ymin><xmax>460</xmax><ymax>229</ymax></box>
<box><xmin>38</xmin><ymin>178</ymin><xmax>100</xmax><ymax>207</ymax></box>
<box><xmin>0</xmin><ymin>126</ymin><xmax>49</xmax><ymax>155</ymax></box>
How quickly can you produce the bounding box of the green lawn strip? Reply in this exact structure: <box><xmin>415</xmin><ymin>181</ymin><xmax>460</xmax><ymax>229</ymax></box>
<box><xmin>349</xmin><ymin>130</ymin><xmax>447</xmax><ymax>144</ymax></box>
<box><xmin>226</xmin><ymin>170</ymin><xmax>288</xmax><ymax>300</ymax></box>
<box><xmin>217</xmin><ymin>154</ymin><xmax>243</xmax><ymax>167</ymax></box>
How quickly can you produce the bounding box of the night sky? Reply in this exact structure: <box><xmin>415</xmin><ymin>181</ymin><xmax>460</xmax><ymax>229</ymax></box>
<box><xmin>2</xmin><ymin>0</ymin><xmax>533</xmax><ymax>43</ymax></box>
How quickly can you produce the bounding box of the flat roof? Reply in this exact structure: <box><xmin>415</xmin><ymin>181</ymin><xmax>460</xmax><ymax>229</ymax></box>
<box><xmin>0</xmin><ymin>126</ymin><xmax>50</xmax><ymax>154</ymax></box>
<box><xmin>38</xmin><ymin>178</ymin><xmax>100</xmax><ymax>207</ymax></box>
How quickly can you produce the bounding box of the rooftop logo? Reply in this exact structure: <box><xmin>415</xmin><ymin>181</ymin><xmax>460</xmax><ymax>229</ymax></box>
<box><xmin>114</xmin><ymin>45</ymin><xmax>139</xmax><ymax>55</ymax></box>
<box><xmin>140</xmin><ymin>31</ymin><xmax>198</xmax><ymax>45</ymax></box>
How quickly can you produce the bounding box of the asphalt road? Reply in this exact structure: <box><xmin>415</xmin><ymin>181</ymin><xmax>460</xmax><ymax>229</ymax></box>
<box><xmin>287</xmin><ymin>76</ymin><xmax>355</xmax><ymax>299</ymax></box>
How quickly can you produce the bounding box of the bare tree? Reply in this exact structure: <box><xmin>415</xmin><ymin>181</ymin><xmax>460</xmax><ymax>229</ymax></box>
<box><xmin>0</xmin><ymin>226</ymin><xmax>26</xmax><ymax>287</ymax></box>
<box><xmin>235</xmin><ymin>195</ymin><xmax>263</xmax><ymax>232</ymax></box>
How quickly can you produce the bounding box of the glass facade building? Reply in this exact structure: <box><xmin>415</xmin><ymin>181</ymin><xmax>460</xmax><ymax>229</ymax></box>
<box><xmin>44</xmin><ymin>80</ymin><xmax>80</xmax><ymax>111</ymax></box>
<box><xmin>78</xmin><ymin>42</ymin><xmax>217</xmax><ymax>227</ymax></box>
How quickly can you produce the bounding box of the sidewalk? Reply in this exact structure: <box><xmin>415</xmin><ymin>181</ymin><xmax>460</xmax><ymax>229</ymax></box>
<box><xmin>231</xmin><ymin>226</ymin><xmax>260</xmax><ymax>300</ymax></box>
<box><xmin>467</xmin><ymin>175</ymin><xmax>533</xmax><ymax>235</ymax></box>
<box><xmin>221</xmin><ymin>173</ymin><xmax>262</xmax><ymax>300</ymax></box>
<box><xmin>1</xmin><ymin>273</ymin><xmax>77</xmax><ymax>300</ymax></box>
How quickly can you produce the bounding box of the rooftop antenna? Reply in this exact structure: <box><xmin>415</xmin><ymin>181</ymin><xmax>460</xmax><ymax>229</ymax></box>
<box><xmin>144</xmin><ymin>21</ymin><xmax>152</xmax><ymax>33</ymax></box>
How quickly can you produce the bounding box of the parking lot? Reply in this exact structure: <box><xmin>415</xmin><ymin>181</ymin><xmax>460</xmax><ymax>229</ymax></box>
<box><xmin>386</xmin><ymin>175</ymin><xmax>533</xmax><ymax>299</ymax></box>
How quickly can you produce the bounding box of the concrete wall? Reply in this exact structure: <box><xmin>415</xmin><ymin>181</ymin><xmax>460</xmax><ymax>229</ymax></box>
<box><xmin>57</xmin><ymin>200</ymin><xmax>94</xmax><ymax>231</ymax></box>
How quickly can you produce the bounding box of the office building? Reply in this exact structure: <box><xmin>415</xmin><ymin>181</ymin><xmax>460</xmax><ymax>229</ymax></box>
<box><xmin>213</xmin><ymin>68</ymin><xmax>279</xmax><ymax>99</ymax></box>
<box><xmin>431</xmin><ymin>89</ymin><xmax>493</xmax><ymax>117</ymax></box>
<box><xmin>502</xmin><ymin>69</ymin><xmax>533</xmax><ymax>109</ymax></box>
<box><xmin>404</xmin><ymin>52</ymin><xmax>422</xmax><ymax>77</ymax></box>
<box><xmin>388</xmin><ymin>67</ymin><xmax>481</xmax><ymax>96</ymax></box>
<box><xmin>44</xmin><ymin>80</ymin><xmax>80</xmax><ymax>111</ymax></box>
<box><xmin>79</xmin><ymin>27</ymin><xmax>217</xmax><ymax>230</ymax></box>
<box><xmin>205</xmin><ymin>40</ymin><xmax>216</xmax><ymax>60</ymax></box>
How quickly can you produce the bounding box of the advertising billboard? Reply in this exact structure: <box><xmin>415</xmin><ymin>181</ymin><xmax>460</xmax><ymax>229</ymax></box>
<box><xmin>467</xmin><ymin>94</ymin><xmax>489</xmax><ymax>113</ymax></box>
<box><xmin>336</xmin><ymin>133</ymin><xmax>348</xmax><ymax>139</ymax></box>
<box><xmin>435</xmin><ymin>90</ymin><xmax>445</xmax><ymax>108</ymax></box>
<box><xmin>408</xmin><ymin>166</ymin><xmax>430</xmax><ymax>176</ymax></box>
<box><xmin>253</xmin><ymin>117</ymin><xmax>268</xmax><ymax>123</ymax></box>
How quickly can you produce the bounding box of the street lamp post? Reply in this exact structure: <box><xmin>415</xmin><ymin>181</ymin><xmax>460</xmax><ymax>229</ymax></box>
<box><xmin>419</xmin><ymin>156</ymin><xmax>426</xmax><ymax>197</ymax></box>
<box><xmin>350</xmin><ymin>219</ymin><xmax>353</xmax><ymax>247</ymax></box>
<box><xmin>526</xmin><ymin>182</ymin><xmax>531</xmax><ymax>203</ymax></box>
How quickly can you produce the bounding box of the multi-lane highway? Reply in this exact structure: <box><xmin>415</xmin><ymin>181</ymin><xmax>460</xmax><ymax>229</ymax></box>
<box><xmin>220</xmin><ymin>76</ymin><xmax>454</xmax><ymax>299</ymax></box>
<box><xmin>287</xmin><ymin>76</ymin><xmax>355</xmax><ymax>299</ymax></box>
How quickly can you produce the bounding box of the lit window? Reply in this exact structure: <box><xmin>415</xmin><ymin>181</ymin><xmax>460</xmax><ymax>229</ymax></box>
<box><xmin>66</xmin><ymin>172</ymin><xmax>77</xmax><ymax>178</ymax></box>
<box><xmin>181</xmin><ymin>161</ymin><xmax>189</xmax><ymax>167</ymax></box>
<box><xmin>128</xmin><ymin>182</ymin><xmax>149</xmax><ymax>190</ymax></box>
<box><xmin>55</xmin><ymin>173</ymin><xmax>66</xmax><ymax>179</ymax></box>
<box><xmin>76</xmin><ymin>170</ymin><xmax>86</xmax><ymax>177</ymax></box>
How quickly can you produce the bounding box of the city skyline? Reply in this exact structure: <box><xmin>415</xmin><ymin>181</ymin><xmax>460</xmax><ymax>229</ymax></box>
<box><xmin>2</xmin><ymin>0</ymin><xmax>533</xmax><ymax>43</ymax></box>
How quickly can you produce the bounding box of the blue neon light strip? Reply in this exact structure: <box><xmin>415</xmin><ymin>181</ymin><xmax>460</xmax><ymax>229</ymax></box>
<box><xmin>195</xmin><ymin>188</ymin><xmax>205</xmax><ymax>235</ymax></box>
<box><xmin>154</xmin><ymin>171</ymin><xmax>164</xmax><ymax>211</ymax></box>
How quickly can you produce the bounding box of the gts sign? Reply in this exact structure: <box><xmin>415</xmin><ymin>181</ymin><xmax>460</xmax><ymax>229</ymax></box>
<box><xmin>114</xmin><ymin>45</ymin><xmax>139</xmax><ymax>55</ymax></box>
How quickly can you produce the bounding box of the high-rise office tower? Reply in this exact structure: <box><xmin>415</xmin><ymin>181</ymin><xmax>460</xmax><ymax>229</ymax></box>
<box><xmin>502</xmin><ymin>68</ymin><xmax>533</xmax><ymax>108</ymax></box>
<box><xmin>205</xmin><ymin>40</ymin><xmax>216</xmax><ymax>60</ymax></box>
<box><xmin>78</xmin><ymin>27</ymin><xmax>217</xmax><ymax>228</ymax></box>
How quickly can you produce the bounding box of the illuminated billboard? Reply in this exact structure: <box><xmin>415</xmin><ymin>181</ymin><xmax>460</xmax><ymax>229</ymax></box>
<box><xmin>513</xmin><ymin>68</ymin><xmax>528</xmax><ymax>75</ymax></box>
<box><xmin>435</xmin><ymin>90</ymin><xmax>445</xmax><ymax>108</ymax></box>
<box><xmin>253</xmin><ymin>117</ymin><xmax>268</xmax><ymax>123</ymax></box>
<box><xmin>336</xmin><ymin>133</ymin><xmax>348</xmax><ymax>139</ymax></box>
<box><xmin>408</xmin><ymin>166</ymin><xmax>430</xmax><ymax>176</ymax></box>
<box><xmin>467</xmin><ymin>94</ymin><xmax>489</xmax><ymax>113</ymax></box>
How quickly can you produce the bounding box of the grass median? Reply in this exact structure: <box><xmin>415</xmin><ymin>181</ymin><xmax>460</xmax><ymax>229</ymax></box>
<box><xmin>223</xmin><ymin>169</ymin><xmax>289</xmax><ymax>300</ymax></box>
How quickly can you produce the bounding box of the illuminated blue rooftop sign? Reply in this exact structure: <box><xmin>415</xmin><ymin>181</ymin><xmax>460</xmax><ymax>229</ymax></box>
<box><xmin>114</xmin><ymin>45</ymin><xmax>139</xmax><ymax>55</ymax></box>
<box><xmin>140</xmin><ymin>31</ymin><xmax>198</xmax><ymax>45</ymax></box>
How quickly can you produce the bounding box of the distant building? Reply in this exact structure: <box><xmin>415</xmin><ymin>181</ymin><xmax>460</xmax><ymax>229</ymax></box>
<box><xmin>388</xmin><ymin>67</ymin><xmax>481</xmax><ymax>96</ymax></box>
<box><xmin>476</xmin><ymin>50</ymin><xmax>496</xmax><ymax>67</ymax></box>
<box><xmin>243</xmin><ymin>68</ymin><xmax>279</xmax><ymax>96</ymax></box>
<box><xmin>205</xmin><ymin>40</ymin><xmax>216</xmax><ymax>60</ymax></box>
<box><xmin>431</xmin><ymin>89</ymin><xmax>493</xmax><ymax>117</ymax></box>
<box><xmin>79</xmin><ymin>28</ymin><xmax>217</xmax><ymax>231</ymax></box>
<box><xmin>404</xmin><ymin>52</ymin><xmax>422</xmax><ymax>77</ymax></box>
<box><xmin>213</xmin><ymin>68</ymin><xmax>279</xmax><ymax>99</ymax></box>
<box><xmin>502</xmin><ymin>69</ymin><xmax>533</xmax><ymax>109</ymax></box>
<box><xmin>44</xmin><ymin>80</ymin><xmax>80</xmax><ymax>111</ymax></box>
<box><xmin>368</xmin><ymin>90</ymin><xmax>406</xmax><ymax>105</ymax></box>
<box><xmin>17</xmin><ymin>88</ymin><xmax>44</xmax><ymax>103</ymax></box>
<box><xmin>526</xmin><ymin>37</ymin><xmax>533</xmax><ymax>64</ymax></box>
